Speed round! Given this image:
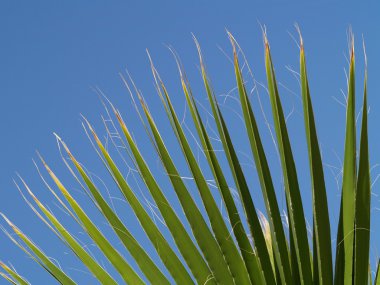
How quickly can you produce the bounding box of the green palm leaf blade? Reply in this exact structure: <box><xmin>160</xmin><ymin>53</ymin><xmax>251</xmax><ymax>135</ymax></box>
<box><xmin>313</xmin><ymin>223</ymin><xmax>319</xmax><ymax>285</ymax></box>
<box><xmin>197</xmin><ymin>36</ymin><xmax>279</xmax><ymax>284</ymax></box>
<box><xmin>334</xmin><ymin>43</ymin><xmax>359</xmax><ymax>285</ymax></box>
<box><xmin>336</xmin><ymin>41</ymin><xmax>356</xmax><ymax>285</ymax></box>
<box><xmin>84</xmin><ymin>121</ymin><xmax>195</xmax><ymax>285</ymax></box>
<box><xmin>289</xmin><ymin>217</ymin><xmax>301</xmax><ymax>284</ymax></box>
<box><xmin>137</xmin><ymin>98</ymin><xmax>236</xmax><ymax>284</ymax></box>
<box><xmin>300</xmin><ymin>39</ymin><xmax>333</xmax><ymax>285</ymax></box>
<box><xmin>179</xmin><ymin>72</ymin><xmax>265</xmax><ymax>284</ymax></box>
<box><xmin>227</xmin><ymin>34</ymin><xmax>292</xmax><ymax>285</ymax></box>
<box><xmin>354</xmin><ymin>71</ymin><xmax>370</xmax><ymax>285</ymax></box>
<box><xmin>113</xmin><ymin>112</ymin><xmax>215</xmax><ymax>285</ymax></box>
<box><xmin>153</xmin><ymin>75</ymin><xmax>252</xmax><ymax>285</ymax></box>
<box><xmin>273</xmin><ymin>249</ymin><xmax>282</xmax><ymax>284</ymax></box>
<box><xmin>39</xmin><ymin>157</ymin><xmax>145</xmax><ymax>285</ymax></box>
<box><xmin>1</xmin><ymin>214</ymin><xmax>76</xmax><ymax>285</ymax></box>
<box><xmin>18</xmin><ymin>181</ymin><xmax>119</xmax><ymax>285</ymax></box>
<box><xmin>156</xmin><ymin>85</ymin><xmax>251</xmax><ymax>284</ymax></box>
<box><xmin>0</xmin><ymin>273</ymin><xmax>18</xmax><ymax>285</ymax></box>
<box><xmin>0</xmin><ymin>273</ymin><xmax>16</xmax><ymax>285</ymax></box>
<box><xmin>334</xmin><ymin>196</ymin><xmax>344</xmax><ymax>285</ymax></box>
<box><xmin>1</xmin><ymin>31</ymin><xmax>376</xmax><ymax>285</ymax></box>
<box><xmin>197</xmin><ymin>49</ymin><xmax>277</xmax><ymax>284</ymax></box>
<box><xmin>0</xmin><ymin>262</ymin><xmax>29</xmax><ymax>285</ymax></box>
<box><xmin>264</xmin><ymin>35</ymin><xmax>313</xmax><ymax>284</ymax></box>
<box><xmin>57</xmin><ymin>138</ymin><xmax>170</xmax><ymax>285</ymax></box>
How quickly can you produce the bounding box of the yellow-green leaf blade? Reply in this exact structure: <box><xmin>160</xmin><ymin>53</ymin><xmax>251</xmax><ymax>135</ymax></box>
<box><xmin>19</xmin><ymin>182</ymin><xmax>118</xmax><ymax>285</ymax></box>
<box><xmin>0</xmin><ymin>272</ymin><xmax>18</xmax><ymax>285</ymax></box>
<box><xmin>340</xmin><ymin>45</ymin><xmax>356</xmax><ymax>285</ymax></box>
<box><xmin>0</xmin><ymin>262</ymin><xmax>29</xmax><ymax>285</ymax></box>
<box><xmin>87</xmin><ymin>122</ymin><xmax>195</xmax><ymax>285</ymax></box>
<box><xmin>41</xmin><ymin>159</ymin><xmax>144</xmax><ymax>285</ymax></box>
<box><xmin>115</xmin><ymin>113</ymin><xmax>214</xmax><ymax>285</ymax></box>
<box><xmin>2</xmin><ymin>214</ymin><xmax>76</xmax><ymax>285</ymax></box>
<box><xmin>60</xmin><ymin>140</ymin><xmax>170</xmax><ymax>285</ymax></box>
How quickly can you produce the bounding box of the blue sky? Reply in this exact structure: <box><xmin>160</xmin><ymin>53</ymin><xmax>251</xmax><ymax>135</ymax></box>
<box><xmin>1</xmin><ymin>1</ymin><xmax>380</xmax><ymax>283</ymax></box>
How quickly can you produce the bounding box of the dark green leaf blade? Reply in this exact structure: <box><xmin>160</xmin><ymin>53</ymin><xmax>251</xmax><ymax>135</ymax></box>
<box><xmin>264</xmin><ymin>35</ymin><xmax>313</xmax><ymax>284</ymax></box>
<box><xmin>155</xmin><ymin>77</ymin><xmax>251</xmax><ymax>284</ymax></box>
<box><xmin>334</xmin><ymin>196</ymin><xmax>344</xmax><ymax>285</ymax></box>
<box><xmin>354</xmin><ymin>71</ymin><xmax>370</xmax><ymax>285</ymax></box>
<box><xmin>139</xmin><ymin>101</ymin><xmax>236</xmax><ymax>284</ymax></box>
<box><xmin>228</xmin><ymin>35</ymin><xmax>292</xmax><ymax>285</ymax></box>
<box><xmin>180</xmin><ymin>71</ymin><xmax>264</xmax><ymax>284</ymax></box>
<box><xmin>300</xmin><ymin>39</ymin><xmax>333</xmax><ymax>285</ymax></box>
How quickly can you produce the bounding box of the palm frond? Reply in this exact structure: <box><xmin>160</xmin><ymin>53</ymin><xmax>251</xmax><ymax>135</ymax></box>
<box><xmin>1</xmin><ymin>29</ymin><xmax>373</xmax><ymax>285</ymax></box>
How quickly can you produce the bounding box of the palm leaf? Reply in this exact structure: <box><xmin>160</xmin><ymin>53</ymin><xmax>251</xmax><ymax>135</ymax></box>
<box><xmin>114</xmin><ymin>112</ymin><xmax>215</xmax><ymax>284</ymax></box>
<box><xmin>57</xmin><ymin>137</ymin><xmax>171</xmax><ymax>285</ymax></box>
<box><xmin>0</xmin><ymin>273</ymin><xmax>18</xmax><ymax>285</ymax></box>
<box><xmin>299</xmin><ymin>36</ymin><xmax>333</xmax><ymax>284</ymax></box>
<box><xmin>228</xmin><ymin>34</ymin><xmax>292</xmax><ymax>285</ymax></box>
<box><xmin>1</xmin><ymin>214</ymin><xmax>76</xmax><ymax>285</ymax></box>
<box><xmin>1</xmin><ymin>30</ymin><xmax>373</xmax><ymax>285</ymax></box>
<box><xmin>150</xmin><ymin>66</ymin><xmax>252</xmax><ymax>284</ymax></box>
<box><xmin>39</xmin><ymin>156</ymin><xmax>145</xmax><ymax>285</ymax></box>
<box><xmin>85</xmin><ymin>120</ymin><xmax>195</xmax><ymax>284</ymax></box>
<box><xmin>335</xmin><ymin>39</ymin><xmax>356</xmax><ymax>285</ymax></box>
<box><xmin>354</xmin><ymin>69</ymin><xmax>370</xmax><ymax>285</ymax></box>
<box><xmin>264</xmin><ymin>34</ymin><xmax>313</xmax><ymax>284</ymax></box>
<box><xmin>18</xmin><ymin>180</ymin><xmax>118</xmax><ymax>285</ymax></box>
<box><xmin>0</xmin><ymin>262</ymin><xmax>29</xmax><ymax>285</ymax></box>
<box><xmin>178</xmin><ymin>65</ymin><xmax>265</xmax><ymax>284</ymax></box>
<box><xmin>138</xmin><ymin>96</ymin><xmax>236</xmax><ymax>284</ymax></box>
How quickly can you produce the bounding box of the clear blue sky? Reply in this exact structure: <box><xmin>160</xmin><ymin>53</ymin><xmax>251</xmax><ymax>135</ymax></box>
<box><xmin>1</xmin><ymin>1</ymin><xmax>380</xmax><ymax>283</ymax></box>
